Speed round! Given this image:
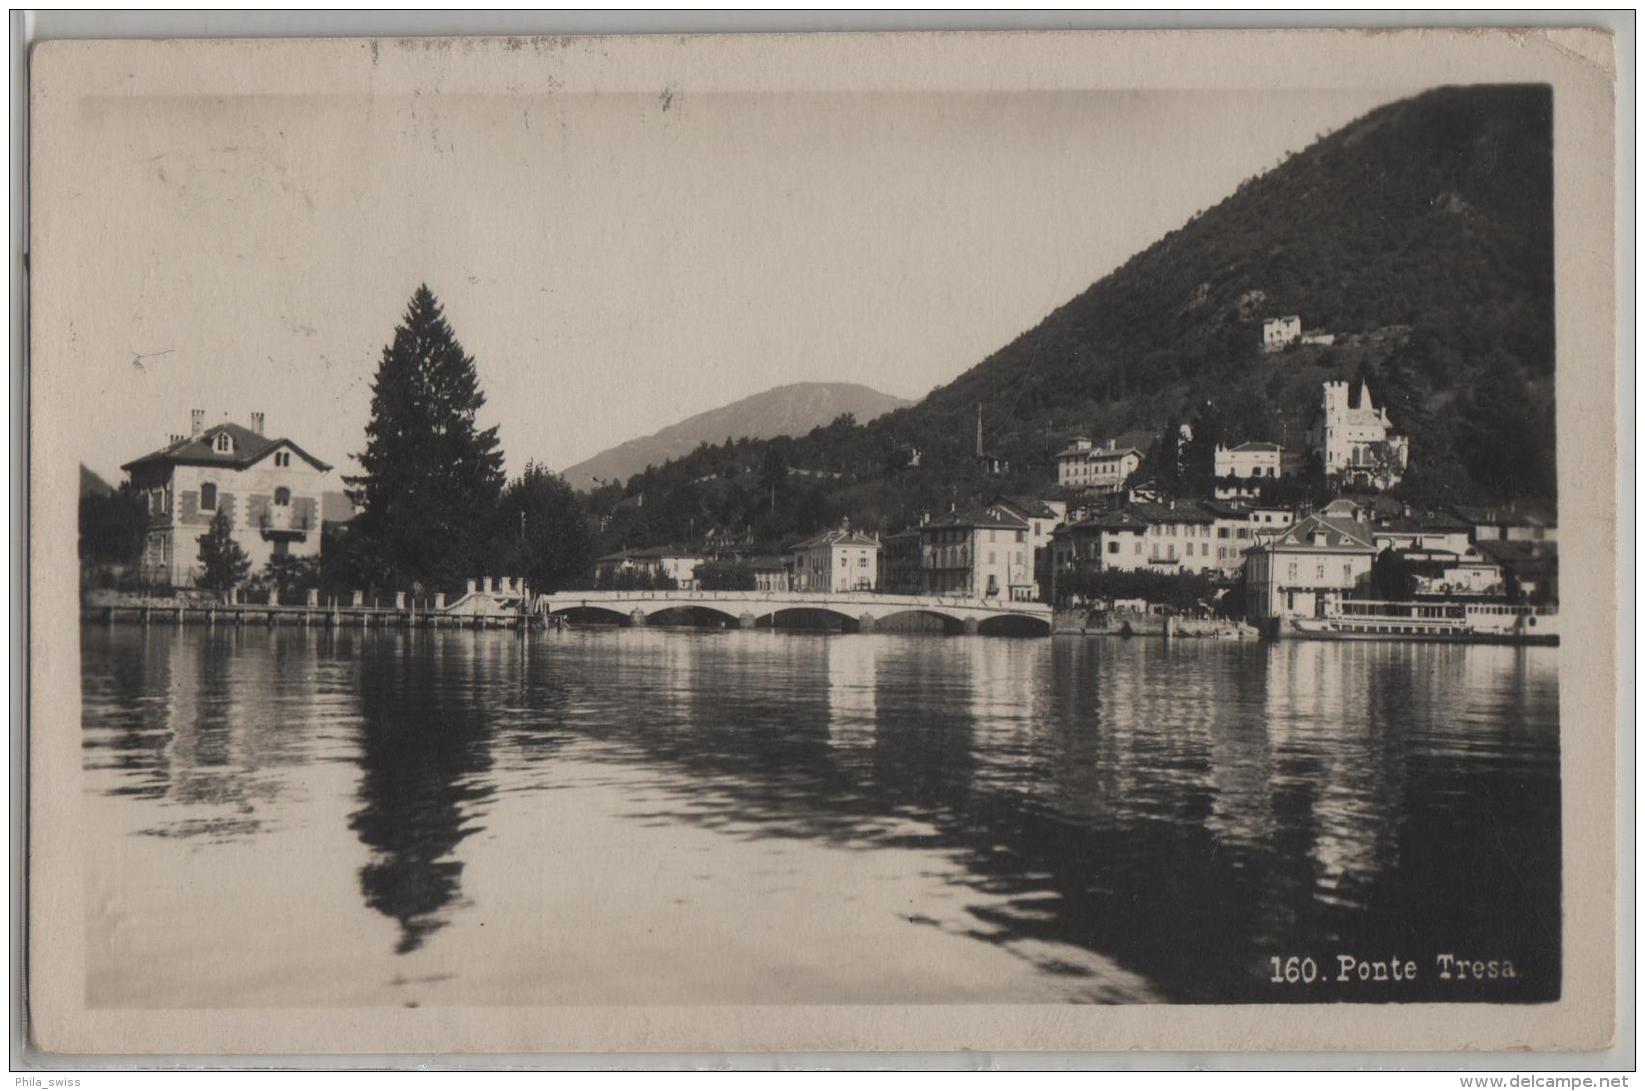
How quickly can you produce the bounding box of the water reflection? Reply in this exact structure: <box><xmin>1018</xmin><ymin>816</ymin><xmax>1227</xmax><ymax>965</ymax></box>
<box><xmin>350</xmin><ymin>633</ymin><xmax>499</xmax><ymax>953</ymax></box>
<box><xmin>81</xmin><ymin>625</ymin><xmax>1560</xmax><ymax>1004</ymax></box>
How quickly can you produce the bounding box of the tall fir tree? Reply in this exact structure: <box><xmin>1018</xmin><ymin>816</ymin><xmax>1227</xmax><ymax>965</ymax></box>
<box><xmin>347</xmin><ymin>285</ymin><xmax>507</xmax><ymax>590</ymax></box>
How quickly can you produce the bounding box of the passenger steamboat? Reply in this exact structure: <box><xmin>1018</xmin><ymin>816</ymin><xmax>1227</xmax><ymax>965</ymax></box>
<box><xmin>1285</xmin><ymin>599</ymin><xmax>1559</xmax><ymax>645</ymax></box>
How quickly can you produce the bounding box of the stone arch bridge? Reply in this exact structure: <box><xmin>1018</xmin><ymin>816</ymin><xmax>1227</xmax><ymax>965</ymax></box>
<box><xmin>535</xmin><ymin>590</ymin><xmax>1052</xmax><ymax>636</ymax></box>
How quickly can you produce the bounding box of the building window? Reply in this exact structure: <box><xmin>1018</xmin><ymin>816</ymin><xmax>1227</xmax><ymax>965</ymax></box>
<box><xmin>214</xmin><ymin>433</ymin><xmax>233</xmax><ymax>453</ymax></box>
<box><xmin>200</xmin><ymin>482</ymin><xmax>217</xmax><ymax>511</ymax></box>
<box><xmin>274</xmin><ymin>451</ymin><xmax>291</xmax><ymax>468</ymax></box>
<box><xmin>1107</xmin><ymin>541</ymin><xmax>1119</xmax><ymax>554</ymax></box>
<box><xmin>274</xmin><ymin>486</ymin><xmax>291</xmax><ymax>506</ymax></box>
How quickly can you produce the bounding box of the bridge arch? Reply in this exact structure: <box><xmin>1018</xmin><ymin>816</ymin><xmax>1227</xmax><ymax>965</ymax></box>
<box><xmin>870</xmin><ymin>609</ymin><xmax>966</xmax><ymax>636</ymax></box>
<box><xmin>764</xmin><ymin>605</ymin><xmax>863</xmax><ymax>632</ymax></box>
<box><xmin>644</xmin><ymin>603</ymin><xmax>745</xmax><ymax>628</ymax></box>
<box><xmin>976</xmin><ymin>613</ymin><xmax>1053</xmax><ymax>638</ymax></box>
<box><xmin>551</xmin><ymin>604</ymin><xmax>634</xmax><ymax>626</ymax></box>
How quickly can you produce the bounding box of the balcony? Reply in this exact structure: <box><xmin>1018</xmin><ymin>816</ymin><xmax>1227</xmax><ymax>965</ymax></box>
<box><xmin>260</xmin><ymin>505</ymin><xmax>309</xmax><ymax>540</ymax></box>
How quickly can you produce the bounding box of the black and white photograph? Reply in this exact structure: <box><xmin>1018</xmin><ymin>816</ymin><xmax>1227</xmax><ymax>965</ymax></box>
<box><xmin>23</xmin><ymin>26</ymin><xmax>1623</xmax><ymax>1060</ymax></box>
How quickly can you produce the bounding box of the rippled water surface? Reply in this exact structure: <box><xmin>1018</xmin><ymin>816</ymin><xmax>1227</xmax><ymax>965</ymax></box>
<box><xmin>80</xmin><ymin>625</ymin><xmax>1560</xmax><ymax>1007</ymax></box>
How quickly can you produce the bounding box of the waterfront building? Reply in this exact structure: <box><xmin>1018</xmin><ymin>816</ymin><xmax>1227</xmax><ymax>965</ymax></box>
<box><xmin>1249</xmin><ymin>503</ymin><xmax>1298</xmax><ymax>541</ymax></box>
<box><xmin>1243</xmin><ymin>512</ymin><xmax>1377</xmax><ymax>622</ymax></box>
<box><xmin>791</xmin><ymin>527</ymin><xmax>880</xmax><ymax>593</ymax></box>
<box><xmin>879</xmin><ymin>529</ymin><xmax>924</xmax><ymax>596</ymax></box>
<box><xmin>1200</xmin><ymin>500</ymin><xmax>1261</xmax><ymax>577</ymax></box>
<box><xmin>1049</xmin><ymin>500</ymin><xmax>1251</xmax><ymax>583</ymax></box>
<box><xmin>919</xmin><ymin>507</ymin><xmax>1033</xmax><ymax>601</ymax></box>
<box><xmin>1451</xmin><ymin>504</ymin><xmax>1558</xmax><ymax>545</ymax></box>
<box><xmin>1049</xmin><ymin>510</ymin><xmax>1151</xmax><ymax>582</ymax></box>
<box><xmin>1474</xmin><ymin>539</ymin><xmax>1559</xmax><ymax>603</ymax></box>
<box><xmin>595</xmin><ymin>547</ymin><xmax>706</xmax><ymax>589</ymax></box>
<box><xmin>1306</xmin><ymin>380</ymin><xmax>1410</xmax><ymax>487</ymax></box>
<box><xmin>121</xmin><ymin>412</ymin><xmax>342</xmax><ymax>587</ymax></box>
<box><xmin>748</xmin><ymin>555</ymin><xmax>793</xmax><ymax>593</ymax></box>
<box><xmin>986</xmin><ymin>495</ymin><xmax>1068</xmax><ymax>600</ymax></box>
<box><xmin>1054</xmin><ymin>437</ymin><xmax>1144</xmax><ymax>491</ymax></box>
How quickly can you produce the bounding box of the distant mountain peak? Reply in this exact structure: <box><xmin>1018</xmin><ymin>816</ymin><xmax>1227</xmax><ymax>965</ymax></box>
<box><xmin>561</xmin><ymin>381</ymin><xmax>910</xmax><ymax>490</ymax></box>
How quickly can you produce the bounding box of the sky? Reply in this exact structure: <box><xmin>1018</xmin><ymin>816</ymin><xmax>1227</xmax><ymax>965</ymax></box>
<box><xmin>54</xmin><ymin>81</ymin><xmax>1410</xmax><ymax>485</ymax></box>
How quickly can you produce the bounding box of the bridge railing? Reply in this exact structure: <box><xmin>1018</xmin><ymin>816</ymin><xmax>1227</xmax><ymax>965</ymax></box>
<box><xmin>535</xmin><ymin>589</ymin><xmax>1050</xmax><ymax>613</ymax></box>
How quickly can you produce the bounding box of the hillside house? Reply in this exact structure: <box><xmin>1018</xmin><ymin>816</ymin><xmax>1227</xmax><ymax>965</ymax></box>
<box><xmin>121</xmin><ymin>412</ymin><xmax>338</xmax><ymax>588</ymax></box>
<box><xmin>1306</xmin><ymin>380</ymin><xmax>1410</xmax><ymax>488</ymax></box>
<box><xmin>1262</xmin><ymin>315</ymin><xmax>1303</xmax><ymax>353</ymax></box>
<box><xmin>1214</xmin><ymin>441</ymin><xmax>1284</xmax><ymax>480</ymax></box>
<box><xmin>1054</xmin><ymin>437</ymin><xmax>1144</xmax><ymax>491</ymax></box>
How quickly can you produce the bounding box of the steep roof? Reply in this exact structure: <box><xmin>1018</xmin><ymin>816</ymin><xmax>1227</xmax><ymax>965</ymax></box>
<box><xmin>121</xmin><ymin>422</ymin><xmax>332</xmax><ymax>473</ymax></box>
<box><xmin>989</xmin><ymin>495</ymin><xmax>1060</xmax><ymax>520</ymax></box>
<box><xmin>926</xmin><ymin>508</ymin><xmax>1029</xmax><ymax>532</ymax></box>
<box><xmin>1058</xmin><ymin>510</ymin><xmax>1150</xmax><ymax>533</ymax></box>
<box><xmin>1127</xmin><ymin>501</ymin><xmax>1215</xmax><ymax>525</ymax></box>
<box><xmin>792</xmin><ymin>527</ymin><xmax>880</xmax><ymax>551</ymax></box>
<box><xmin>1266</xmin><ymin>513</ymin><xmax>1376</xmax><ymax>551</ymax></box>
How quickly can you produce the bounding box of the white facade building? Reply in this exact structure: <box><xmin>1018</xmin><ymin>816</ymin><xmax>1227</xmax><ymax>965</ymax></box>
<box><xmin>122</xmin><ymin>415</ymin><xmax>338</xmax><ymax>588</ymax></box>
<box><xmin>1054</xmin><ymin>438</ymin><xmax>1144</xmax><ymax>491</ymax></box>
<box><xmin>791</xmin><ymin>528</ymin><xmax>880</xmax><ymax>593</ymax></box>
<box><xmin>1244</xmin><ymin>513</ymin><xmax>1378</xmax><ymax>623</ymax></box>
<box><xmin>1306</xmin><ymin>380</ymin><xmax>1410</xmax><ymax>488</ymax></box>
<box><xmin>1262</xmin><ymin>315</ymin><xmax>1303</xmax><ymax>353</ymax></box>
<box><xmin>1214</xmin><ymin>441</ymin><xmax>1284</xmax><ymax>480</ymax></box>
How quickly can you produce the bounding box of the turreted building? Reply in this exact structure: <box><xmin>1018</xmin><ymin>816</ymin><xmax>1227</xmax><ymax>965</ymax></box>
<box><xmin>1306</xmin><ymin>380</ymin><xmax>1410</xmax><ymax>489</ymax></box>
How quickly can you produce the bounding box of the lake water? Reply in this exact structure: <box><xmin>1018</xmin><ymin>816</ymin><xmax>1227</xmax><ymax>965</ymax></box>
<box><xmin>79</xmin><ymin>624</ymin><xmax>1561</xmax><ymax>1007</ymax></box>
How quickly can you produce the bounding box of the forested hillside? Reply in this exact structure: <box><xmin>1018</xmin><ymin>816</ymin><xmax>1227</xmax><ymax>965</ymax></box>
<box><xmin>587</xmin><ymin>84</ymin><xmax>1556</xmax><ymax>555</ymax></box>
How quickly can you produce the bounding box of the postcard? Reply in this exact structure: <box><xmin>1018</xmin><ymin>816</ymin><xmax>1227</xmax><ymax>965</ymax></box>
<box><xmin>25</xmin><ymin>26</ymin><xmax>1621</xmax><ymax>1058</ymax></box>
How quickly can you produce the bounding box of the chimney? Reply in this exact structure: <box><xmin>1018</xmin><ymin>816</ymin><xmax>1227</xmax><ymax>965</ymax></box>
<box><xmin>250</xmin><ymin>412</ymin><xmax>265</xmax><ymax>436</ymax></box>
<box><xmin>190</xmin><ymin>409</ymin><xmax>205</xmax><ymax>437</ymax></box>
